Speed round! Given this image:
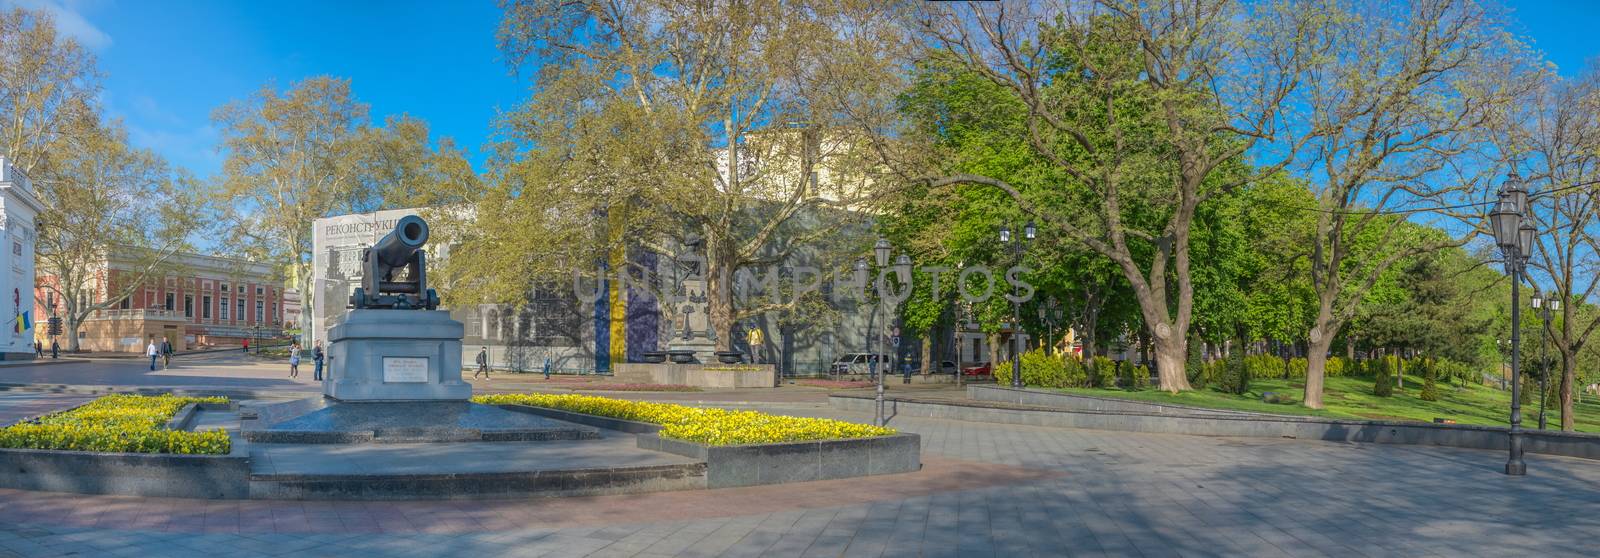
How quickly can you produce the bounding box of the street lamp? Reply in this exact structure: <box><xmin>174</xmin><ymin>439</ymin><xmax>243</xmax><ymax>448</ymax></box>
<box><xmin>1489</xmin><ymin>169</ymin><xmax>1532</xmax><ymax>476</ymax></box>
<box><xmin>868</xmin><ymin>239</ymin><xmax>895</xmax><ymax>428</ymax></box>
<box><xmin>1000</xmin><ymin>222</ymin><xmax>1035</xmax><ymax>388</ymax></box>
<box><xmin>1531</xmin><ymin>292</ymin><xmax>1560</xmax><ymax>430</ymax></box>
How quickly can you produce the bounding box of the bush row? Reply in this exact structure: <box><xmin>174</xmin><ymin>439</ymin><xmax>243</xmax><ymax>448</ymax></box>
<box><xmin>0</xmin><ymin>394</ymin><xmax>231</xmax><ymax>454</ymax></box>
<box><xmin>993</xmin><ymin>351</ymin><xmax>1149</xmax><ymax>389</ymax></box>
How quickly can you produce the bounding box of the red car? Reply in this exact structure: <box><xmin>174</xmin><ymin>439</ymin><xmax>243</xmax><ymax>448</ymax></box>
<box><xmin>961</xmin><ymin>363</ymin><xmax>992</xmax><ymax>377</ymax></box>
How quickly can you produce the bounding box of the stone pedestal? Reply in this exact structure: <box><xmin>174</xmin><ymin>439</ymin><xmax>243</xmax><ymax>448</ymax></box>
<box><xmin>324</xmin><ymin>309</ymin><xmax>471</xmax><ymax>401</ymax></box>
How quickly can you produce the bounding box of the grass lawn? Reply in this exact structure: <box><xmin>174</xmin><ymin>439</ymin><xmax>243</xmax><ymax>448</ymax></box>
<box><xmin>1058</xmin><ymin>375</ymin><xmax>1600</xmax><ymax>433</ymax></box>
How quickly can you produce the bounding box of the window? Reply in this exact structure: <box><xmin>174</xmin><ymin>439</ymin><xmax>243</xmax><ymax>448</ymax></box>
<box><xmin>184</xmin><ymin>295</ymin><xmax>193</xmax><ymax>318</ymax></box>
<box><xmin>255</xmin><ymin>301</ymin><xmax>264</xmax><ymax>324</ymax></box>
<box><xmin>202</xmin><ymin>296</ymin><xmax>212</xmax><ymax>319</ymax></box>
<box><xmin>270</xmin><ymin>302</ymin><xmax>277</xmax><ymax>323</ymax></box>
<box><xmin>221</xmin><ymin>299</ymin><xmax>230</xmax><ymax>320</ymax></box>
<box><xmin>164</xmin><ymin>292</ymin><xmax>175</xmax><ymax>311</ymax></box>
<box><xmin>256</xmin><ymin>287</ymin><xmax>263</xmax><ymax>296</ymax></box>
<box><xmin>220</xmin><ymin>283</ymin><xmax>227</xmax><ymax>293</ymax></box>
<box><xmin>237</xmin><ymin>299</ymin><xmax>245</xmax><ymax>321</ymax></box>
<box><xmin>119</xmin><ymin>297</ymin><xmax>130</xmax><ymax>310</ymax></box>
<box><xmin>238</xmin><ymin>285</ymin><xmax>245</xmax><ymax>294</ymax></box>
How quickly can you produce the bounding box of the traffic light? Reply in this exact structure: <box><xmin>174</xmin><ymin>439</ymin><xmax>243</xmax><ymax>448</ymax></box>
<box><xmin>46</xmin><ymin>317</ymin><xmax>61</xmax><ymax>337</ymax></box>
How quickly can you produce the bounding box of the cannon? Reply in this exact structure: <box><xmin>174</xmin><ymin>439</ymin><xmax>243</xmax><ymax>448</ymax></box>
<box><xmin>349</xmin><ymin>215</ymin><xmax>440</xmax><ymax>310</ymax></box>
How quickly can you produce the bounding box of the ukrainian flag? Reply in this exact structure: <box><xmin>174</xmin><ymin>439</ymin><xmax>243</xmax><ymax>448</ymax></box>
<box><xmin>14</xmin><ymin>311</ymin><xmax>30</xmax><ymax>333</ymax></box>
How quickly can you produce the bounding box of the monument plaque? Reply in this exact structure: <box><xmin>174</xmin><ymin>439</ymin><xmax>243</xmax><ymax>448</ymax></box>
<box><xmin>383</xmin><ymin>357</ymin><xmax>428</xmax><ymax>383</ymax></box>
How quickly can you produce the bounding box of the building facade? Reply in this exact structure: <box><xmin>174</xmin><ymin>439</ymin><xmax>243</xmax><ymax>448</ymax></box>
<box><xmin>35</xmin><ymin>252</ymin><xmax>287</xmax><ymax>352</ymax></box>
<box><xmin>0</xmin><ymin>158</ymin><xmax>43</xmax><ymax>360</ymax></box>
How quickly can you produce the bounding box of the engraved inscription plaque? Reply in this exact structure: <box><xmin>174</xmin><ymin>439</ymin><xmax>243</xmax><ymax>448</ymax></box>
<box><xmin>383</xmin><ymin>357</ymin><xmax>429</xmax><ymax>383</ymax></box>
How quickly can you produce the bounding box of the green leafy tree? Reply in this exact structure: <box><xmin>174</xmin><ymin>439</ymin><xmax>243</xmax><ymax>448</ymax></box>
<box><xmin>898</xmin><ymin>2</ymin><xmax>1321</xmax><ymax>392</ymax></box>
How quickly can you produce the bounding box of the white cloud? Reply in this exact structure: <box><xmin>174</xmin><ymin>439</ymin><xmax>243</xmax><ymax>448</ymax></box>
<box><xmin>3</xmin><ymin>0</ymin><xmax>113</xmax><ymax>50</ymax></box>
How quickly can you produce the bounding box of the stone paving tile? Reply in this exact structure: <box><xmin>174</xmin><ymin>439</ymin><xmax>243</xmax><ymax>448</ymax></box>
<box><xmin>6</xmin><ymin>402</ymin><xmax>1600</xmax><ymax>557</ymax></box>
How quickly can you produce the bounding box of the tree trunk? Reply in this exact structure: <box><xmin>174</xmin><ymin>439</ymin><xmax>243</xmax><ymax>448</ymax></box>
<box><xmin>65</xmin><ymin>313</ymin><xmax>82</xmax><ymax>352</ymax></box>
<box><xmin>704</xmin><ymin>239</ymin><xmax>737</xmax><ymax>352</ymax></box>
<box><xmin>1149</xmin><ymin>325</ymin><xmax>1191</xmax><ymax>392</ymax></box>
<box><xmin>1304</xmin><ymin>321</ymin><xmax>1338</xmax><ymax>409</ymax></box>
<box><xmin>988</xmin><ymin>333</ymin><xmax>1000</xmax><ymax>367</ymax></box>
<box><xmin>1560</xmin><ymin>348</ymin><xmax>1575</xmax><ymax>431</ymax></box>
<box><xmin>919</xmin><ymin>336</ymin><xmax>932</xmax><ymax>375</ymax></box>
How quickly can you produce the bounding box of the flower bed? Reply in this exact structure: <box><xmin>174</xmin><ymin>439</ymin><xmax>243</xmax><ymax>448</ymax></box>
<box><xmin>573</xmin><ymin>383</ymin><xmax>701</xmax><ymax>392</ymax></box>
<box><xmin>0</xmin><ymin>394</ymin><xmax>231</xmax><ymax>455</ymax></box>
<box><xmin>473</xmin><ymin>393</ymin><xmax>894</xmax><ymax>445</ymax></box>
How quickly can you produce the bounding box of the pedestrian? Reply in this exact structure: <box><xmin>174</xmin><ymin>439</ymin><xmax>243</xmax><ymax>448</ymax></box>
<box><xmin>288</xmin><ymin>343</ymin><xmax>301</xmax><ymax>378</ymax></box>
<box><xmin>50</xmin><ymin>340</ymin><xmax>58</xmax><ymax>359</ymax></box>
<box><xmin>747</xmin><ymin>324</ymin><xmax>764</xmax><ymax>364</ymax></box>
<box><xmin>34</xmin><ymin>340</ymin><xmax>41</xmax><ymax>358</ymax></box>
<box><xmin>313</xmin><ymin>341</ymin><xmax>325</xmax><ymax>381</ymax></box>
<box><xmin>474</xmin><ymin>346</ymin><xmax>489</xmax><ymax>380</ymax></box>
<box><xmin>543</xmin><ymin>354</ymin><xmax>552</xmax><ymax>380</ymax></box>
<box><xmin>243</xmin><ymin>339</ymin><xmax>249</xmax><ymax>353</ymax></box>
<box><xmin>161</xmin><ymin>338</ymin><xmax>173</xmax><ymax>368</ymax></box>
<box><xmin>146</xmin><ymin>338</ymin><xmax>159</xmax><ymax>371</ymax></box>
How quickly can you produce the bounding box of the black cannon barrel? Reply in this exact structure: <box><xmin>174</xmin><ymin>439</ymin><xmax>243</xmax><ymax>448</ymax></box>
<box><xmin>372</xmin><ymin>215</ymin><xmax>429</xmax><ymax>268</ymax></box>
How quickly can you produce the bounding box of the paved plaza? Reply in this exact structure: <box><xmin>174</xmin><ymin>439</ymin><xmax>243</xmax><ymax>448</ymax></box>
<box><xmin>2</xmin><ymin>359</ymin><xmax>1598</xmax><ymax>557</ymax></box>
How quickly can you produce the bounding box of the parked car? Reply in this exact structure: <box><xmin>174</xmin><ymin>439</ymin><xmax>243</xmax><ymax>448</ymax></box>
<box><xmin>961</xmin><ymin>362</ymin><xmax>993</xmax><ymax>377</ymax></box>
<box><xmin>829</xmin><ymin>353</ymin><xmax>892</xmax><ymax>375</ymax></box>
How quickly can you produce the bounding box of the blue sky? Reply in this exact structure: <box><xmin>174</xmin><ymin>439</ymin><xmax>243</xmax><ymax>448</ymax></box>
<box><xmin>6</xmin><ymin>0</ymin><xmax>525</xmax><ymax>177</ymax></box>
<box><xmin>5</xmin><ymin>0</ymin><xmax>1599</xmax><ymax>180</ymax></box>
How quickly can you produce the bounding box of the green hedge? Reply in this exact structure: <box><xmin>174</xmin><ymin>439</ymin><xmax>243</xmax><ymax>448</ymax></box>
<box><xmin>0</xmin><ymin>394</ymin><xmax>230</xmax><ymax>454</ymax></box>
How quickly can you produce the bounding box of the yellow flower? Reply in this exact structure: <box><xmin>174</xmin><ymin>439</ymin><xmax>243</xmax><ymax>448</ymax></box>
<box><xmin>473</xmin><ymin>393</ymin><xmax>893</xmax><ymax>446</ymax></box>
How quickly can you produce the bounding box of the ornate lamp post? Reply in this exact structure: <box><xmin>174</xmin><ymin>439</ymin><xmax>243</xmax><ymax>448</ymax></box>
<box><xmin>999</xmin><ymin>222</ymin><xmax>1035</xmax><ymax>388</ymax></box>
<box><xmin>873</xmin><ymin>239</ymin><xmax>891</xmax><ymax>427</ymax></box>
<box><xmin>1531</xmin><ymin>292</ymin><xmax>1559</xmax><ymax>430</ymax></box>
<box><xmin>1489</xmin><ymin>170</ymin><xmax>1534</xmax><ymax>476</ymax></box>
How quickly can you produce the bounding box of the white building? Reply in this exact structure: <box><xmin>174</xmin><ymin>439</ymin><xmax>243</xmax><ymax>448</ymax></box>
<box><xmin>0</xmin><ymin>157</ymin><xmax>43</xmax><ymax>359</ymax></box>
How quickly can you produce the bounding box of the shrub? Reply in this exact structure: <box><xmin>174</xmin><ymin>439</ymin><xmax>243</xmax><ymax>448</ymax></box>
<box><xmin>1216</xmin><ymin>352</ymin><xmax>1250</xmax><ymax>395</ymax></box>
<box><xmin>1243</xmin><ymin>354</ymin><xmax>1278</xmax><ymax>379</ymax></box>
<box><xmin>994</xmin><ymin>350</ymin><xmax>1084</xmax><ymax>388</ymax></box>
<box><xmin>474</xmin><ymin>393</ymin><xmax>894</xmax><ymax>445</ymax></box>
<box><xmin>1374</xmin><ymin>357</ymin><xmax>1394</xmax><ymax>397</ymax></box>
<box><xmin>1187</xmin><ymin>362</ymin><xmax>1209</xmax><ymax>389</ymax></box>
<box><xmin>1288</xmin><ymin>357</ymin><xmax>1309</xmax><ymax>379</ymax></box>
<box><xmin>1325</xmin><ymin>356</ymin><xmax>1345</xmax><ymax>377</ymax></box>
<box><xmin>1089</xmin><ymin>356</ymin><xmax>1117</xmax><ymax>388</ymax></box>
<box><xmin>1419</xmin><ymin>358</ymin><xmax>1440</xmax><ymax>401</ymax></box>
<box><xmin>1120</xmin><ymin>362</ymin><xmax>1150</xmax><ymax>389</ymax></box>
<box><xmin>0</xmin><ymin>394</ymin><xmax>231</xmax><ymax>454</ymax></box>
<box><xmin>993</xmin><ymin>358</ymin><xmax>1014</xmax><ymax>385</ymax></box>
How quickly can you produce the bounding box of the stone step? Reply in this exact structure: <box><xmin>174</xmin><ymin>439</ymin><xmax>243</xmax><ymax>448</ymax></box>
<box><xmin>247</xmin><ymin>462</ymin><xmax>708</xmax><ymax>500</ymax></box>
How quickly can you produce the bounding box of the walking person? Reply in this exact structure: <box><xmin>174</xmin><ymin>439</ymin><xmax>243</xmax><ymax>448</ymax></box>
<box><xmin>543</xmin><ymin>353</ymin><xmax>552</xmax><ymax>380</ymax></box>
<box><xmin>313</xmin><ymin>341</ymin><xmax>325</xmax><ymax>381</ymax></box>
<box><xmin>50</xmin><ymin>340</ymin><xmax>58</xmax><ymax>359</ymax></box>
<box><xmin>34</xmin><ymin>341</ymin><xmax>41</xmax><ymax>358</ymax></box>
<box><xmin>288</xmin><ymin>343</ymin><xmax>301</xmax><ymax>378</ymax></box>
<box><xmin>474</xmin><ymin>346</ymin><xmax>489</xmax><ymax>380</ymax></box>
<box><xmin>243</xmin><ymin>339</ymin><xmax>249</xmax><ymax>353</ymax></box>
<box><xmin>146</xmin><ymin>338</ymin><xmax>159</xmax><ymax>371</ymax></box>
<box><xmin>161</xmin><ymin>338</ymin><xmax>173</xmax><ymax>369</ymax></box>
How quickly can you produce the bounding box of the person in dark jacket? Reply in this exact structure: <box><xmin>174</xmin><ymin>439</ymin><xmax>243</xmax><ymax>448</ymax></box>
<box><xmin>313</xmin><ymin>341</ymin><xmax>326</xmax><ymax>381</ymax></box>
<box><xmin>474</xmin><ymin>346</ymin><xmax>490</xmax><ymax>380</ymax></box>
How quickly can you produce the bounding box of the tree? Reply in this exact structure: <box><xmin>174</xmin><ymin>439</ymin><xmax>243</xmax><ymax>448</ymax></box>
<box><xmin>214</xmin><ymin>77</ymin><xmax>467</xmax><ymax>333</ymax></box>
<box><xmin>35</xmin><ymin>113</ymin><xmax>209</xmax><ymax>350</ymax></box>
<box><xmin>898</xmin><ymin>1</ymin><xmax>1314</xmax><ymax>392</ymax></box>
<box><xmin>481</xmin><ymin>0</ymin><xmax>901</xmax><ymax>350</ymax></box>
<box><xmin>1499</xmin><ymin>63</ymin><xmax>1600</xmax><ymax>431</ymax></box>
<box><xmin>0</xmin><ymin>6</ymin><xmax>99</xmax><ymax>174</ymax></box>
<box><xmin>1258</xmin><ymin>0</ymin><xmax>1526</xmax><ymax>408</ymax></box>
